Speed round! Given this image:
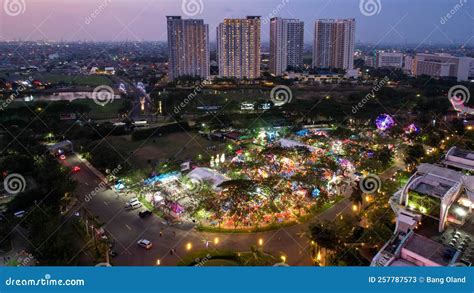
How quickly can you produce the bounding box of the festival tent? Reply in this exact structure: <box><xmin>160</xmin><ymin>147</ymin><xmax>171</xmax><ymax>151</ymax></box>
<box><xmin>187</xmin><ymin>167</ymin><xmax>229</xmax><ymax>189</ymax></box>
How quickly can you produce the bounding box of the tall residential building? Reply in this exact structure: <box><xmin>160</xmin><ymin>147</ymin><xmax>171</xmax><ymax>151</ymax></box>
<box><xmin>375</xmin><ymin>51</ymin><xmax>404</xmax><ymax>68</ymax></box>
<box><xmin>312</xmin><ymin>19</ymin><xmax>355</xmax><ymax>71</ymax></box>
<box><xmin>413</xmin><ymin>53</ymin><xmax>473</xmax><ymax>82</ymax></box>
<box><xmin>269</xmin><ymin>17</ymin><xmax>304</xmax><ymax>76</ymax></box>
<box><xmin>166</xmin><ymin>16</ymin><xmax>209</xmax><ymax>80</ymax></box>
<box><xmin>217</xmin><ymin>16</ymin><xmax>261</xmax><ymax>79</ymax></box>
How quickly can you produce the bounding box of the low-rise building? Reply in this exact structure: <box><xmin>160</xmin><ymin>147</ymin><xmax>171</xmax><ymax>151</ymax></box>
<box><xmin>372</xmin><ymin>147</ymin><xmax>474</xmax><ymax>267</ymax></box>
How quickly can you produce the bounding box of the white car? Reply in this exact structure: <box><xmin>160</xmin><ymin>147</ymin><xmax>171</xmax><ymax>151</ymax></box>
<box><xmin>125</xmin><ymin>198</ymin><xmax>142</xmax><ymax>210</ymax></box>
<box><xmin>137</xmin><ymin>239</ymin><xmax>153</xmax><ymax>249</ymax></box>
<box><xmin>127</xmin><ymin>198</ymin><xmax>140</xmax><ymax>205</ymax></box>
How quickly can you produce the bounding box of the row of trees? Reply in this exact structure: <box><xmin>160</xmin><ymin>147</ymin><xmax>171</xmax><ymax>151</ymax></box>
<box><xmin>1</xmin><ymin>129</ymin><xmax>80</xmax><ymax>265</ymax></box>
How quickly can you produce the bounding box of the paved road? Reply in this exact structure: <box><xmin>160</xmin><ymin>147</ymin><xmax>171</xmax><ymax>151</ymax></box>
<box><xmin>64</xmin><ymin>154</ymin><xmax>354</xmax><ymax>266</ymax></box>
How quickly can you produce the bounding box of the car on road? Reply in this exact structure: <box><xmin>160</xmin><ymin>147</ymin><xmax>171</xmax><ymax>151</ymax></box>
<box><xmin>72</xmin><ymin>166</ymin><xmax>81</xmax><ymax>173</ymax></box>
<box><xmin>137</xmin><ymin>239</ymin><xmax>152</xmax><ymax>249</ymax></box>
<box><xmin>125</xmin><ymin>198</ymin><xmax>142</xmax><ymax>210</ymax></box>
<box><xmin>139</xmin><ymin>210</ymin><xmax>152</xmax><ymax>218</ymax></box>
<box><xmin>127</xmin><ymin>198</ymin><xmax>140</xmax><ymax>205</ymax></box>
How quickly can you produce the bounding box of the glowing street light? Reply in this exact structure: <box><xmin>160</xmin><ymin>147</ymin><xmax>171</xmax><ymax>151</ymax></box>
<box><xmin>186</xmin><ymin>242</ymin><xmax>192</xmax><ymax>251</ymax></box>
<box><xmin>156</xmin><ymin>259</ymin><xmax>161</xmax><ymax>266</ymax></box>
<box><xmin>258</xmin><ymin>238</ymin><xmax>263</xmax><ymax>246</ymax></box>
<box><xmin>281</xmin><ymin>255</ymin><xmax>287</xmax><ymax>263</ymax></box>
<box><xmin>214</xmin><ymin>237</ymin><xmax>219</xmax><ymax>245</ymax></box>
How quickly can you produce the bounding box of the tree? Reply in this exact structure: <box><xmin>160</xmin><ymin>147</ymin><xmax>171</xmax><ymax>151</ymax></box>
<box><xmin>404</xmin><ymin>143</ymin><xmax>424</xmax><ymax>166</ymax></box>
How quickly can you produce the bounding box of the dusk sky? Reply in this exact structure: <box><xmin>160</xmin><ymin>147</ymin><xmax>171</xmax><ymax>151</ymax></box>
<box><xmin>0</xmin><ymin>0</ymin><xmax>473</xmax><ymax>45</ymax></box>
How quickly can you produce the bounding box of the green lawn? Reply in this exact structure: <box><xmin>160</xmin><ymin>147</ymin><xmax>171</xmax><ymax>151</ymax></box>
<box><xmin>35</xmin><ymin>73</ymin><xmax>113</xmax><ymax>87</ymax></box>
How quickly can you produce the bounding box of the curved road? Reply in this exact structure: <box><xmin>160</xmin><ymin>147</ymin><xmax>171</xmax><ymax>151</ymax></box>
<box><xmin>64</xmin><ymin>154</ymin><xmax>354</xmax><ymax>266</ymax></box>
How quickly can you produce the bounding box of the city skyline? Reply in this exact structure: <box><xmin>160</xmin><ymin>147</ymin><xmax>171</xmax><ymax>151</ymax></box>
<box><xmin>0</xmin><ymin>0</ymin><xmax>472</xmax><ymax>45</ymax></box>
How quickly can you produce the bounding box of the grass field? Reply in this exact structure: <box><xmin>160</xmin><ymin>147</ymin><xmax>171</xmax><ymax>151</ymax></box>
<box><xmin>6</xmin><ymin>99</ymin><xmax>126</xmax><ymax>120</ymax></box>
<box><xmin>38</xmin><ymin>73</ymin><xmax>113</xmax><ymax>86</ymax></box>
<box><xmin>71</xmin><ymin>99</ymin><xmax>124</xmax><ymax>119</ymax></box>
<box><xmin>101</xmin><ymin>132</ymin><xmax>227</xmax><ymax>169</ymax></box>
<box><xmin>0</xmin><ymin>72</ymin><xmax>113</xmax><ymax>87</ymax></box>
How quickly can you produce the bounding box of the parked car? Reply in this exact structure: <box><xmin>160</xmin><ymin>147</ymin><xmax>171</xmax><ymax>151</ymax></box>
<box><xmin>137</xmin><ymin>239</ymin><xmax>152</xmax><ymax>249</ymax></box>
<box><xmin>125</xmin><ymin>198</ymin><xmax>142</xmax><ymax>210</ymax></box>
<box><xmin>139</xmin><ymin>210</ymin><xmax>152</xmax><ymax>218</ymax></box>
<box><xmin>72</xmin><ymin>166</ymin><xmax>81</xmax><ymax>173</ymax></box>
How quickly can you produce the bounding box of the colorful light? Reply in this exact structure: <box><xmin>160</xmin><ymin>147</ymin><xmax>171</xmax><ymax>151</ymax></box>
<box><xmin>375</xmin><ymin>114</ymin><xmax>395</xmax><ymax>131</ymax></box>
<box><xmin>404</xmin><ymin>123</ymin><xmax>419</xmax><ymax>134</ymax></box>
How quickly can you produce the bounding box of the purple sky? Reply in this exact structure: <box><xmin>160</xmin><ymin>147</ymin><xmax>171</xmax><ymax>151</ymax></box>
<box><xmin>0</xmin><ymin>0</ymin><xmax>472</xmax><ymax>45</ymax></box>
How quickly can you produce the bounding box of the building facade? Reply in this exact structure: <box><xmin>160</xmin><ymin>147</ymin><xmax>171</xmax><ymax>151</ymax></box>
<box><xmin>372</xmin><ymin>147</ymin><xmax>474</xmax><ymax>267</ymax></box>
<box><xmin>217</xmin><ymin>16</ymin><xmax>261</xmax><ymax>79</ymax></box>
<box><xmin>312</xmin><ymin>19</ymin><xmax>355</xmax><ymax>71</ymax></box>
<box><xmin>269</xmin><ymin>17</ymin><xmax>304</xmax><ymax>76</ymax></box>
<box><xmin>375</xmin><ymin>51</ymin><xmax>404</xmax><ymax>68</ymax></box>
<box><xmin>413</xmin><ymin>53</ymin><xmax>473</xmax><ymax>82</ymax></box>
<box><xmin>166</xmin><ymin>16</ymin><xmax>209</xmax><ymax>81</ymax></box>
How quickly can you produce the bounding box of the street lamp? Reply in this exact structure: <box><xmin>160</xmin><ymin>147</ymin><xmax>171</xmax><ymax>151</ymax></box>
<box><xmin>258</xmin><ymin>238</ymin><xmax>263</xmax><ymax>246</ymax></box>
<box><xmin>280</xmin><ymin>255</ymin><xmax>287</xmax><ymax>263</ymax></box>
<box><xmin>214</xmin><ymin>237</ymin><xmax>219</xmax><ymax>245</ymax></box>
<box><xmin>156</xmin><ymin>259</ymin><xmax>161</xmax><ymax>266</ymax></box>
<box><xmin>186</xmin><ymin>242</ymin><xmax>192</xmax><ymax>251</ymax></box>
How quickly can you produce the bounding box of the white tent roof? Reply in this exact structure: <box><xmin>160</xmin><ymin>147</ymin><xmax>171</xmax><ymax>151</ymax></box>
<box><xmin>278</xmin><ymin>139</ymin><xmax>315</xmax><ymax>151</ymax></box>
<box><xmin>187</xmin><ymin>167</ymin><xmax>229</xmax><ymax>188</ymax></box>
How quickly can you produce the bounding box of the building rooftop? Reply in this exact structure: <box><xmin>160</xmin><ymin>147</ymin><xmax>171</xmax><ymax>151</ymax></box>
<box><xmin>403</xmin><ymin>233</ymin><xmax>454</xmax><ymax>266</ymax></box>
